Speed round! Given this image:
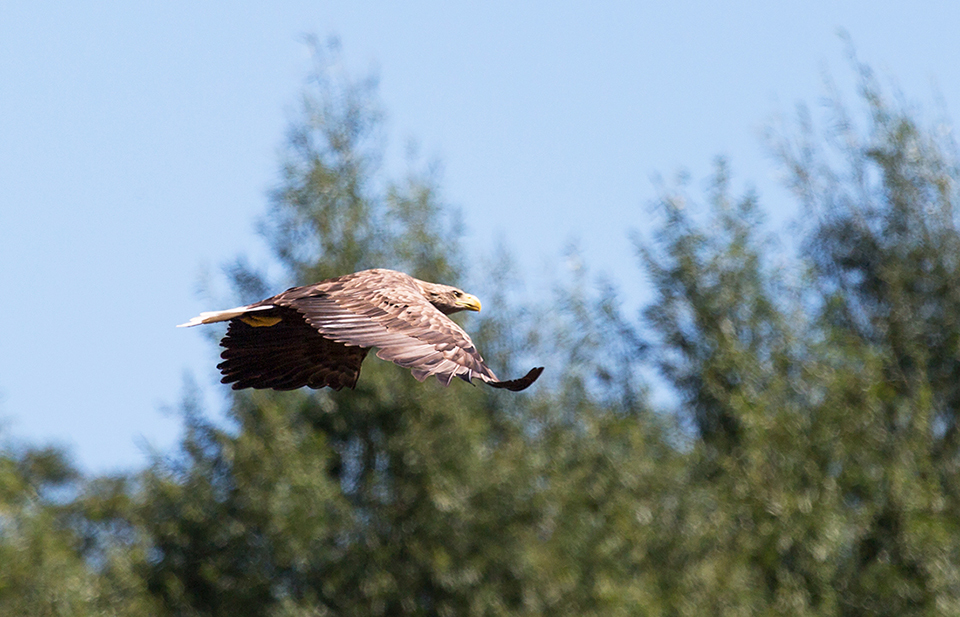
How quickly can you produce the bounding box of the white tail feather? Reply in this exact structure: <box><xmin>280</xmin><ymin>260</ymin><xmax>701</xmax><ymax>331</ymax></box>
<box><xmin>176</xmin><ymin>305</ymin><xmax>276</xmax><ymax>328</ymax></box>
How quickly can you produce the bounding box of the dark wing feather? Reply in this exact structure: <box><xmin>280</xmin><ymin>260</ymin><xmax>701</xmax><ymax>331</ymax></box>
<box><xmin>484</xmin><ymin>367</ymin><xmax>545</xmax><ymax>391</ymax></box>
<box><xmin>270</xmin><ymin>270</ymin><xmax>541</xmax><ymax>390</ymax></box>
<box><xmin>218</xmin><ymin>306</ymin><xmax>368</xmax><ymax>390</ymax></box>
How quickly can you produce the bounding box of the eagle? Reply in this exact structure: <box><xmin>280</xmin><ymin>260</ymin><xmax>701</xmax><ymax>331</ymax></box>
<box><xmin>178</xmin><ymin>268</ymin><xmax>543</xmax><ymax>392</ymax></box>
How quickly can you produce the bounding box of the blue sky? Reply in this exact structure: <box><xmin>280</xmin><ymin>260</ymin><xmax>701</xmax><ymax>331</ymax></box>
<box><xmin>3</xmin><ymin>1</ymin><xmax>959</xmax><ymax>473</ymax></box>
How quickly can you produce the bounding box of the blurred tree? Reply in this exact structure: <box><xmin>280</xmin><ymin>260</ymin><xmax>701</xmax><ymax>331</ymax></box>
<box><xmin>132</xmin><ymin>39</ymin><xmax>674</xmax><ymax>617</ymax></box>
<box><xmin>0</xmin><ymin>439</ymin><xmax>157</xmax><ymax>615</ymax></box>
<box><xmin>135</xmin><ymin>49</ymin><xmax>960</xmax><ymax>616</ymax></box>
<box><xmin>134</xmin><ymin>40</ymin><xmax>621</xmax><ymax>616</ymax></box>
<box><xmin>9</xmin><ymin>42</ymin><xmax>960</xmax><ymax>617</ymax></box>
<box><xmin>768</xmin><ymin>58</ymin><xmax>960</xmax><ymax>616</ymax></box>
<box><xmin>640</xmin><ymin>162</ymin><xmax>852</xmax><ymax>614</ymax></box>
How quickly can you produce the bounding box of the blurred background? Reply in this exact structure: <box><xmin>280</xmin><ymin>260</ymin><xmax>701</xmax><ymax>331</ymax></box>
<box><xmin>3</xmin><ymin>1</ymin><xmax>960</xmax><ymax>614</ymax></box>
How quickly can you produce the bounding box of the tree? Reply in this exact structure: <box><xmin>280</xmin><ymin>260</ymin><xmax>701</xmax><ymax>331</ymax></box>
<box><xmin>639</xmin><ymin>161</ymin><xmax>851</xmax><ymax>614</ymax></box>
<box><xmin>9</xmin><ymin>42</ymin><xmax>960</xmax><ymax>616</ymax></box>
<box><xmin>132</xmin><ymin>40</ymin><xmax>674</xmax><ymax>616</ymax></box>
<box><xmin>0</xmin><ymin>438</ymin><xmax>156</xmax><ymax>615</ymax></box>
<box><xmin>768</xmin><ymin>58</ymin><xmax>960</xmax><ymax>616</ymax></box>
<box><xmin>136</xmin><ymin>41</ymin><xmax>563</xmax><ymax>616</ymax></box>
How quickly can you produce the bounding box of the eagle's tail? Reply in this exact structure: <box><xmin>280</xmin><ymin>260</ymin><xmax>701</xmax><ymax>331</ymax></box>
<box><xmin>177</xmin><ymin>304</ymin><xmax>276</xmax><ymax>328</ymax></box>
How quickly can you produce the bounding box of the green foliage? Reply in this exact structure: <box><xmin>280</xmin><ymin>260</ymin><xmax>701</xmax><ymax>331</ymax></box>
<box><xmin>129</xmin><ymin>42</ymin><xmax>673</xmax><ymax>616</ymax></box>
<box><xmin>260</xmin><ymin>40</ymin><xmax>461</xmax><ymax>289</ymax></box>
<box><xmin>0</xmin><ymin>441</ymin><xmax>157</xmax><ymax>616</ymax></box>
<box><xmin>7</xmin><ymin>47</ymin><xmax>960</xmax><ymax>615</ymax></box>
<box><xmin>767</xmin><ymin>58</ymin><xmax>960</xmax><ymax>615</ymax></box>
<box><xmin>642</xmin><ymin>160</ymin><xmax>789</xmax><ymax>452</ymax></box>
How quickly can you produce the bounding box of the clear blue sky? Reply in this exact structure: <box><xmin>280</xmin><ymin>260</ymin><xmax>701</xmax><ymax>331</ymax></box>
<box><xmin>3</xmin><ymin>1</ymin><xmax>959</xmax><ymax>473</ymax></box>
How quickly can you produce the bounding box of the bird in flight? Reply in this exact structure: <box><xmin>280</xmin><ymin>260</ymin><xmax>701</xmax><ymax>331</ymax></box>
<box><xmin>179</xmin><ymin>268</ymin><xmax>543</xmax><ymax>392</ymax></box>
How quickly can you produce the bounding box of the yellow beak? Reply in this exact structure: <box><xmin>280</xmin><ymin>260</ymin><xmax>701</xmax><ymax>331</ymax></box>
<box><xmin>456</xmin><ymin>293</ymin><xmax>482</xmax><ymax>312</ymax></box>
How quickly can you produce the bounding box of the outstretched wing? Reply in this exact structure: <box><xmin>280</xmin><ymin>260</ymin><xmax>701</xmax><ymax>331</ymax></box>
<box><xmin>217</xmin><ymin>306</ymin><xmax>369</xmax><ymax>391</ymax></box>
<box><xmin>273</xmin><ymin>270</ymin><xmax>541</xmax><ymax>390</ymax></box>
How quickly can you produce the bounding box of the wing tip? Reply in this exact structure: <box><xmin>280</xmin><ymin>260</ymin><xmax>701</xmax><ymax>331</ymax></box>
<box><xmin>487</xmin><ymin>366</ymin><xmax>544</xmax><ymax>392</ymax></box>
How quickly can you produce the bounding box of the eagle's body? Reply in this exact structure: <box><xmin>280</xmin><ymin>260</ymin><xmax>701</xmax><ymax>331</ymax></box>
<box><xmin>179</xmin><ymin>268</ymin><xmax>543</xmax><ymax>392</ymax></box>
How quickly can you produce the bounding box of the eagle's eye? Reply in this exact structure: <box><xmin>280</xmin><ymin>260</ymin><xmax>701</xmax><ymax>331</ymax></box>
<box><xmin>453</xmin><ymin>290</ymin><xmax>462</xmax><ymax>297</ymax></box>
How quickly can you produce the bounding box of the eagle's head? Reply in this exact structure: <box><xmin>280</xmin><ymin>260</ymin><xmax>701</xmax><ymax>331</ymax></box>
<box><xmin>416</xmin><ymin>281</ymin><xmax>482</xmax><ymax>315</ymax></box>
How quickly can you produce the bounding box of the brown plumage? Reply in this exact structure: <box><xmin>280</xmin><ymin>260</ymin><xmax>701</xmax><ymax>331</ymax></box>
<box><xmin>178</xmin><ymin>268</ymin><xmax>543</xmax><ymax>392</ymax></box>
